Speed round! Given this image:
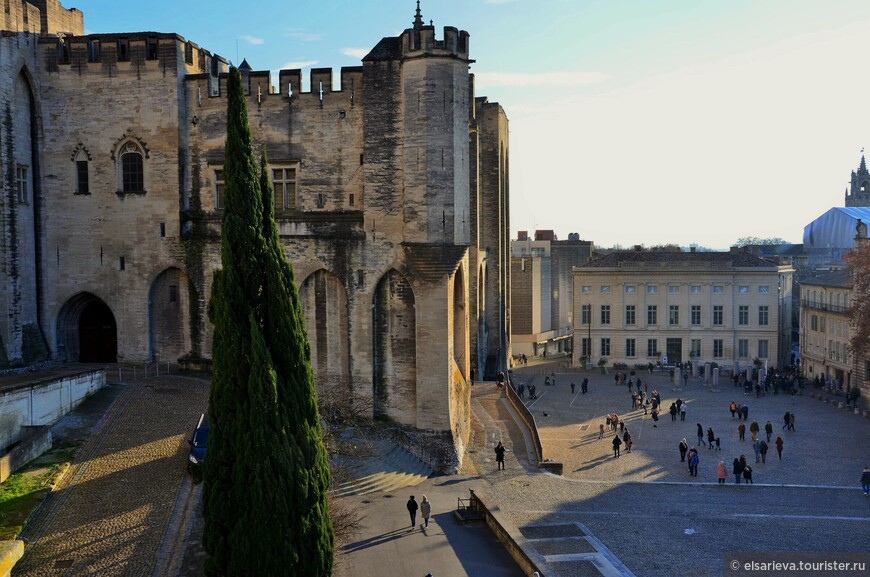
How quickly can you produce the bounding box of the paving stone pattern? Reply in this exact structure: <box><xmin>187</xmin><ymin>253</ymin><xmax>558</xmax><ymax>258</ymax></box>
<box><xmin>17</xmin><ymin>377</ymin><xmax>209</xmax><ymax>577</ymax></box>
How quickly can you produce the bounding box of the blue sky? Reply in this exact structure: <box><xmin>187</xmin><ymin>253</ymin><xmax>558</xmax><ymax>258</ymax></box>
<box><xmin>73</xmin><ymin>0</ymin><xmax>870</xmax><ymax>248</ymax></box>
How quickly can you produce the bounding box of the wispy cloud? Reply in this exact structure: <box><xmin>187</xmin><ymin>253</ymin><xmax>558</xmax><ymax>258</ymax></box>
<box><xmin>238</xmin><ymin>35</ymin><xmax>264</xmax><ymax>46</ymax></box>
<box><xmin>285</xmin><ymin>28</ymin><xmax>322</xmax><ymax>42</ymax></box>
<box><xmin>474</xmin><ymin>71</ymin><xmax>610</xmax><ymax>88</ymax></box>
<box><xmin>341</xmin><ymin>48</ymin><xmax>369</xmax><ymax>60</ymax></box>
<box><xmin>282</xmin><ymin>60</ymin><xmax>319</xmax><ymax>70</ymax></box>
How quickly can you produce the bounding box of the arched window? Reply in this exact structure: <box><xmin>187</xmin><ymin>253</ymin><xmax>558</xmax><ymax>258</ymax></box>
<box><xmin>118</xmin><ymin>141</ymin><xmax>145</xmax><ymax>193</ymax></box>
<box><xmin>74</xmin><ymin>149</ymin><xmax>90</xmax><ymax>194</ymax></box>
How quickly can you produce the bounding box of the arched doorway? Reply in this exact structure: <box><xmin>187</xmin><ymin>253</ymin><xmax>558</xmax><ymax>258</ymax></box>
<box><xmin>57</xmin><ymin>293</ymin><xmax>118</xmax><ymax>362</ymax></box>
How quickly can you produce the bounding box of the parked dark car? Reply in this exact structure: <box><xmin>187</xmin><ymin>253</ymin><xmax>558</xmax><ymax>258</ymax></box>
<box><xmin>188</xmin><ymin>413</ymin><xmax>209</xmax><ymax>473</ymax></box>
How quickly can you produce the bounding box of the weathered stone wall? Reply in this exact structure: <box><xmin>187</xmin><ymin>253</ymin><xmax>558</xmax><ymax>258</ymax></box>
<box><xmin>477</xmin><ymin>99</ymin><xmax>511</xmax><ymax>376</ymax></box>
<box><xmin>0</xmin><ymin>368</ymin><xmax>103</xmax><ymax>451</ymax></box>
<box><xmin>0</xmin><ymin>5</ymin><xmax>510</xmax><ymax>456</ymax></box>
<box><xmin>0</xmin><ymin>32</ymin><xmax>42</xmax><ymax>366</ymax></box>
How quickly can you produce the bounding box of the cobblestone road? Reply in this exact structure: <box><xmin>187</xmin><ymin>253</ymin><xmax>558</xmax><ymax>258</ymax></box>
<box><xmin>17</xmin><ymin>376</ymin><xmax>209</xmax><ymax>577</ymax></box>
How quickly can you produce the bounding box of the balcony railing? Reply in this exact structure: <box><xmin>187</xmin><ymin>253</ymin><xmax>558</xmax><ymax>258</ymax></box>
<box><xmin>801</xmin><ymin>300</ymin><xmax>847</xmax><ymax>313</ymax></box>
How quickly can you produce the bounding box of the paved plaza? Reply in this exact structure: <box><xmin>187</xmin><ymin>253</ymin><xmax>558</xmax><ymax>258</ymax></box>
<box><xmin>9</xmin><ymin>362</ymin><xmax>870</xmax><ymax>577</ymax></box>
<box><xmin>476</xmin><ymin>362</ymin><xmax>870</xmax><ymax>577</ymax></box>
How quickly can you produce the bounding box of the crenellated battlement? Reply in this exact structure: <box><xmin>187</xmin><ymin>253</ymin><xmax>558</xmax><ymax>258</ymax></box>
<box><xmin>37</xmin><ymin>31</ymin><xmax>228</xmax><ymax>79</ymax></box>
<box><xmin>400</xmin><ymin>25</ymin><xmax>469</xmax><ymax>59</ymax></box>
<box><xmin>190</xmin><ymin>66</ymin><xmax>364</xmax><ymax>104</ymax></box>
<box><xmin>1</xmin><ymin>0</ymin><xmax>83</xmax><ymax>36</ymax></box>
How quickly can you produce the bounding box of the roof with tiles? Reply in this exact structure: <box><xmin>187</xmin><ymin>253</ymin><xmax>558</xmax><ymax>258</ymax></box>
<box><xmin>802</xmin><ymin>269</ymin><xmax>852</xmax><ymax>289</ymax></box>
<box><xmin>579</xmin><ymin>250</ymin><xmax>778</xmax><ymax>268</ymax></box>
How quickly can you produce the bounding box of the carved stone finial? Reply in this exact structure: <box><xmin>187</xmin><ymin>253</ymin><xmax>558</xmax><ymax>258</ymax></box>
<box><xmin>413</xmin><ymin>0</ymin><xmax>423</xmax><ymax>29</ymax></box>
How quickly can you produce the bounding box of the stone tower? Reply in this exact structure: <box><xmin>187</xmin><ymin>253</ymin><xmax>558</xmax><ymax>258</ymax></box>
<box><xmin>845</xmin><ymin>154</ymin><xmax>870</xmax><ymax>207</ymax></box>
<box><xmin>0</xmin><ymin>0</ymin><xmax>511</xmax><ymax>469</ymax></box>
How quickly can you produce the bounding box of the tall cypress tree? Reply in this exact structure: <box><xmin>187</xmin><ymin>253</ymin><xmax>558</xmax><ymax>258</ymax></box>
<box><xmin>203</xmin><ymin>66</ymin><xmax>333</xmax><ymax>577</ymax></box>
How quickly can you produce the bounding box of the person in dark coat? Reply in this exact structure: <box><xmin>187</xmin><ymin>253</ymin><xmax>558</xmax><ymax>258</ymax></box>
<box><xmin>861</xmin><ymin>466</ymin><xmax>870</xmax><ymax>496</ymax></box>
<box><xmin>732</xmin><ymin>457</ymin><xmax>744</xmax><ymax>483</ymax></box>
<box><xmin>669</xmin><ymin>403</ymin><xmax>678</xmax><ymax>421</ymax></box>
<box><xmin>775</xmin><ymin>436</ymin><xmax>784</xmax><ymax>460</ymax></box>
<box><xmin>407</xmin><ymin>495</ymin><xmax>419</xmax><ymax>528</ymax></box>
<box><xmin>679</xmin><ymin>438</ymin><xmax>689</xmax><ymax>462</ymax></box>
<box><xmin>696</xmin><ymin>423</ymin><xmax>706</xmax><ymax>447</ymax></box>
<box><xmin>612</xmin><ymin>435</ymin><xmax>622</xmax><ymax>458</ymax></box>
<box><xmin>494</xmin><ymin>441</ymin><xmax>506</xmax><ymax>470</ymax></box>
<box><xmin>581</xmin><ymin>378</ymin><xmax>588</xmax><ymax>394</ymax></box>
<box><xmin>689</xmin><ymin>449</ymin><xmax>700</xmax><ymax>477</ymax></box>
<box><xmin>742</xmin><ymin>463</ymin><xmax>753</xmax><ymax>484</ymax></box>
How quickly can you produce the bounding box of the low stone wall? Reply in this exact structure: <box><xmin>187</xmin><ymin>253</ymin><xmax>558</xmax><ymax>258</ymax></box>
<box><xmin>504</xmin><ymin>377</ymin><xmax>544</xmax><ymax>466</ymax></box>
<box><xmin>0</xmin><ymin>426</ymin><xmax>52</xmax><ymax>483</ymax></box>
<box><xmin>0</xmin><ymin>369</ymin><xmax>104</xmax><ymax>454</ymax></box>
<box><xmin>470</xmin><ymin>489</ymin><xmax>545</xmax><ymax>576</ymax></box>
<box><xmin>0</xmin><ymin>540</ymin><xmax>23</xmax><ymax>577</ymax></box>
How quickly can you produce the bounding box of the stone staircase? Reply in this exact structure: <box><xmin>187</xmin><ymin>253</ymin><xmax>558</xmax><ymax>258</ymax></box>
<box><xmin>331</xmin><ymin>439</ymin><xmax>433</xmax><ymax>497</ymax></box>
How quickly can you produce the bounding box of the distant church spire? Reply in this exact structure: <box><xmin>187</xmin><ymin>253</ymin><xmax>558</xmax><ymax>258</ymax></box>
<box><xmin>413</xmin><ymin>0</ymin><xmax>424</xmax><ymax>29</ymax></box>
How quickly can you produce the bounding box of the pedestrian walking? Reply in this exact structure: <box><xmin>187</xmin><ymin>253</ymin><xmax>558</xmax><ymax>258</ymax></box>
<box><xmin>765</xmin><ymin>420</ymin><xmax>773</xmax><ymax>442</ymax></box>
<box><xmin>759</xmin><ymin>440</ymin><xmax>768</xmax><ymax>463</ymax></box>
<box><xmin>749</xmin><ymin>420</ymin><xmax>760</xmax><ymax>442</ymax></box>
<box><xmin>420</xmin><ymin>495</ymin><xmax>432</xmax><ymax>529</ymax></box>
<box><xmin>741</xmin><ymin>405</ymin><xmax>749</xmax><ymax>421</ymax></box>
<box><xmin>670</xmin><ymin>403</ymin><xmax>678</xmax><ymax>421</ymax></box>
<box><xmin>738</xmin><ymin>422</ymin><xmax>746</xmax><ymax>441</ymax></box>
<box><xmin>599</xmin><ymin>423</ymin><xmax>605</xmax><ymax>439</ymax></box>
<box><xmin>582</xmin><ymin>378</ymin><xmax>589</xmax><ymax>394</ymax></box>
<box><xmin>730</xmin><ymin>401</ymin><xmax>737</xmax><ymax>418</ymax></box>
<box><xmin>782</xmin><ymin>411</ymin><xmax>790</xmax><ymax>430</ymax></box>
<box><xmin>571</xmin><ymin>382</ymin><xmax>576</xmax><ymax>394</ymax></box>
<box><xmin>717</xmin><ymin>459</ymin><xmax>727</xmax><ymax>484</ymax></box>
<box><xmin>612</xmin><ymin>434</ymin><xmax>622</xmax><ymax>458</ymax></box>
<box><xmin>752</xmin><ymin>439</ymin><xmax>761</xmax><ymax>463</ymax></box>
<box><xmin>788</xmin><ymin>412</ymin><xmax>796</xmax><ymax>431</ymax></box>
<box><xmin>623</xmin><ymin>429</ymin><xmax>633</xmax><ymax>453</ymax></box>
<box><xmin>775</xmin><ymin>436</ymin><xmax>784</xmax><ymax>460</ymax></box>
<box><xmin>651</xmin><ymin>408</ymin><xmax>659</xmax><ymax>426</ymax></box>
<box><xmin>733</xmin><ymin>457</ymin><xmax>744</xmax><ymax>484</ymax></box>
<box><xmin>696</xmin><ymin>423</ymin><xmax>706</xmax><ymax>447</ymax></box>
<box><xmin>407</xmin><ymin>495</ymin><xmax>419</xmax><ymax>528</ymax></box>
<box><xmin>680</xmin><ymin>403</ymin><xmax>687</xmax><ymax>421</ymax></box>
<box><xmin>707</xmin><ymin>427</ymin><xmax>716</xmax><ymax>449</ymax></box>
<box><xmin>861</xmin><ymin>466</ymin><xmax>870</xmax><ymax>496</ymax></box>
<box><xmin>679</xmin><ymin>438</ymin><xmax>689</xmax><ymax>462</ymax></box>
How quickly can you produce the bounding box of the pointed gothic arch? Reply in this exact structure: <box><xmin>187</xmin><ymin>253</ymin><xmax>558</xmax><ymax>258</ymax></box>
<box><xmin>57</xmin><ymin>293</ymin><xmax>117</xmax><ymax>362</ymax></box>
<box><xmin>452</xmin><ymin>265</ymin><xmax>467</xmax><ymax>378</ymax></box>
<box><xmin>372</xmin><ymin>269</ymin><xmax>417</xmax><ymax>424</ymax></box>
<box><xmin>148</xmin><ymin>267</ymin><xmax>196</xmax><ymax>362</ymax></box>
<box><xmin>299</xmin><ymin>269</ymin><xmax>350</xmax><ymax>389</ymax></box>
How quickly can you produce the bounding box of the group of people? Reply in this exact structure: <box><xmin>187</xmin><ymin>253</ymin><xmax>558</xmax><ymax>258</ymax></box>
<box><xmin>612</xmin><ymin>428</ymin><xmax>633</xmax><ymax>457</ymax></box>
<box><xmin>405</xmin><ymin>495</ymin><xmax>432</xmax><ymax>530</ymax></box>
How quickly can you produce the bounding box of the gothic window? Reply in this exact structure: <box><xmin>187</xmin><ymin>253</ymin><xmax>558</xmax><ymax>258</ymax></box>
<box><xmin>116</xmin><ymin>141</ymin><xmax>146</xmax><ymax>193</ymax></box>
<box><xmin>71</xmin><ymin>148</ymin><xmax>91</xmax><ymax>194</ymax></box>
<box><xmin>271</xmin><ymin>165</ymin><xmax>297</xmax><ymax>210</ymax></box>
